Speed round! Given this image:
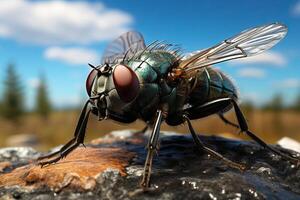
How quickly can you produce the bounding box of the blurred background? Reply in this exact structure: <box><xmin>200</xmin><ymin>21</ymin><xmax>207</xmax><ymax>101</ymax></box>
<box><xmin>0</xmin><ymin>0</ymin><xmax>300</xmax><ymax>150</ymax></box>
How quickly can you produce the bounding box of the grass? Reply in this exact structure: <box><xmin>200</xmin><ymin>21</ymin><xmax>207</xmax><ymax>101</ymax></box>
<box><xmin>0</xmin><ymin>109</ymin><xmax>299</xmax><ymax>150</ymax></box>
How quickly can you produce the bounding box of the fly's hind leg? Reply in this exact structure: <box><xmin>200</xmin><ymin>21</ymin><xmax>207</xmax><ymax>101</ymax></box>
<box><xmin>186</xmin><ymin>98</ymin><xmax>300</xmax><ymax>165</ymax></box>
<box><xmin>230</xmin><ymin>99</ymin><xmax>300</xmax><ymax>165</ymax></box>
<box><xmin>219</xmin><ymin>113</ymin><xmax>239</xmax><ymax>129</ymax></box>
<box><xmin>132</xmin><ymin>124</ymin><xmax>149</xmax><ymax>135</ymax></box>
<box><xmin>37</xmin><ymin>101</ymin><xmax>91</xmax><ymax>167</ymax></box>
<box><xmin>183</xmin><ymin>115</ymin><xmax>245</xmax><ymax>171</ymax></box>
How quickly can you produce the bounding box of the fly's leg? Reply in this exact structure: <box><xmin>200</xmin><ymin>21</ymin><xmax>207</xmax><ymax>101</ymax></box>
<box><xmin>133</xmin><ymin>125</ymin><xmax>149</xmax><ymax>135</ymax></box>
<box><xmin>36</xmin><ymin>138</ymin><xmax>76</xmax><ymax>161</ymax></box>
<box><xmin>38</xmin><ymin>109</ymin><xmax>90</xmax><ymax>166</ymax></box>
<box><xmin>219</xmin><ymin>113</ymin><xmax>239</xmax><ymax>129</ymax></box>
<box><xmin>230</xmin><ymin>99</ymin><xmax>300</xmax><ymax>165</ymax></box>
<box><xmin>140</xmin><ymin>110</ymin><xmax>163</xmax><ymax>189</ymax></box>
<box><xmin>183</xmin><ymin>115</ymin><xmax>245</xmax><ymax>171</ymax></box>
<box><xmin>37</xmin><ymin>101</ymin><xmax>91</xmax><ymax>167</ymax></box>
<box><xmin>185</xmin><ymin>98</ymin><xmax>299</xmax><ymax>165</ymax></box>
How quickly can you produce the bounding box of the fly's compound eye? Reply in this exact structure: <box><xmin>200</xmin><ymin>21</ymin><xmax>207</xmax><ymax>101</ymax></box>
<box><xmin>86</xmin><ymin>69</ymin><xmax>98</xmax><ymax>96</ymax></box>
<box><xmin>113</xmin><ymin>64</ymin><xmax>140</xmax><ymax>103</ymax></box>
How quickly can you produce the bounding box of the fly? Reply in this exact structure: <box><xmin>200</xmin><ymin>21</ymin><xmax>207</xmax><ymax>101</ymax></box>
<box><xmin>37</xmin><ymin>23</ymin><xmax>299</xmax><ymax>189</ymax></box>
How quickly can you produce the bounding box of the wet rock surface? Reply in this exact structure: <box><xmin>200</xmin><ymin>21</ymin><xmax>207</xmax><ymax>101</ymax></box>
<box><xmin>0</xmin><ymin>130</ymin><xmax>300</xmax><ymax>200</ymax></box>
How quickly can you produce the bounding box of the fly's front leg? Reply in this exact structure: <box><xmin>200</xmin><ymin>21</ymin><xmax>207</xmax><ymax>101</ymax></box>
<box><xmin>37</xmin><ymin>101</ymin><xmax>91</xmax><ymax>167</ymax></box>
<box><xmin>140</xmin><ymin>110</ymin><xmax>163</xmax><ymax>189</ymax></box>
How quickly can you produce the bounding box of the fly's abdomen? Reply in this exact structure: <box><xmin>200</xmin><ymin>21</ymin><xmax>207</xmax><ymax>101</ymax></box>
<box><xmin>189</xmin><ymin>67</ymin><xmax>238</xmax><ymax>111</ymax></box>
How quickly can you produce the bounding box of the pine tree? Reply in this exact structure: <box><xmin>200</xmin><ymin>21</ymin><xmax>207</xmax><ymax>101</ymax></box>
<box><xmin>1</xmin><ymin>64</ymin><xmax>25</xmax><ymax>121</ymax></box>
<box><xmin>269</xmin><ymin>94</ymin><xmax>284</xmax><ymax>111</ymax></box>
<box><xmin>265</xmin><ymin>94</ymin><xmax>284</xmax><ymax>133</ymax></box>
<box><xmin>0</xmin><ymin>100</ymin><xmax>3</xmax><ymax>116</ymax></box>
<box><xmin>35</xmin><ymin>74</ymin><xmax>51</xmax><ymax>119</ymax></box>
<box><xmin>293</xmin><ymin>93</ymin><xmax>300</xmax><ymax>111</ymax></box>
<box><xmin>263</xmin><ymin>94</ymin><xmax>284</xmax><ymax>111</ymax></box>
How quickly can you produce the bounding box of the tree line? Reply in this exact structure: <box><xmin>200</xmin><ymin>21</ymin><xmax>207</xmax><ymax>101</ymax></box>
<box><xmin>238</xmin><ymin>93</ymin><xmax>300</xmax><ymax>113</ymax></box>
<box><xmin>0</xmin><ymin>63</ymin><xmax>299</xmax><ymax>123</ymax></box>
<box><xmin>0</xmin><ymin>64</ymin><xmax>51</xmax><ymax>122</ymax></box>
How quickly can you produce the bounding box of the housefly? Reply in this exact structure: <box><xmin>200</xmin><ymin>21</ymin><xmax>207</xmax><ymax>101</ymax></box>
<box><xmin>37</xmin><ymin>23</ymin><xmax>299</xmax><ymax>189</ymax></box>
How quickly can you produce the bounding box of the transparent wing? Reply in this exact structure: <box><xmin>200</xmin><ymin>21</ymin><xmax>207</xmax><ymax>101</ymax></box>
<box><xmin>181</xmin><ymin>49</ymin><xmax>204</xmax><ymax>60</ymax></box>
<box><xmin>180</xmin><ymin>23</ymin><xmax>287</xmax><ymax>72</ymax></box>
<box><xmin>101</xmin><ymin>31</ymin><xmax>146</xmax><ymax>64</ymax></box>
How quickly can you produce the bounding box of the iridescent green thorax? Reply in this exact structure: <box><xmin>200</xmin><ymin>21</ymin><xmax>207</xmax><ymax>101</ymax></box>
<box><xmin>126</xmin><ymin>50</ymin><xmax>180</xmax><ymax>121</ymax></box>
<box><xmin>127</xmin><ymin>51</ymin><xmax>178</xmax><ymax>78</ymax></box>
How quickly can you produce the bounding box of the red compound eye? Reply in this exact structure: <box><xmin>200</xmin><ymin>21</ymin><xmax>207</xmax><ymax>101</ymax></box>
<box><xmin>86</xmin><ymin>69</ymin><xmax>98</xmax><ymax>96</ymax></box>
<box><xmin>113</xmin><ymin>64</ymin><xmax>139</xmax><ymax>102</ymax></box>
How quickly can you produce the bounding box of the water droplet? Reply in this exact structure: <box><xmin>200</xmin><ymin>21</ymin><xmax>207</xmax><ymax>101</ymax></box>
<box><xmin>291</xmin><ymin>164</ymin><xmax>295</xmax><ymax>169</ymax></box>
<box><xmin>209</xmin><ymin>193</ymin><xmax>217</xmax><ymax>200</ymax></box>
<box><xmin>257</xmin><ymin>167</ymin><xmax>271</xmax><ymax>175</ymax></box>
<box><xmin>191</xmin><ymin>181</ymin><xmax>197</xmax><ymax>189</ymax></box>
<box><xmin>233</xmin><ymin>193</ymin><xmax>242</xmax><ymax>200</ymax></box>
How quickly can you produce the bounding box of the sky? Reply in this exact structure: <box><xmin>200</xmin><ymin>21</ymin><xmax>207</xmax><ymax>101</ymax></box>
<box><xmin>0</xmin><ymin>0</ymin><xmax>300</xmax><ymax>109</ymax></box>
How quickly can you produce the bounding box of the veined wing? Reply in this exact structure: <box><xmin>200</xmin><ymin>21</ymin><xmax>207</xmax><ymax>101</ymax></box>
<box><xmin>179</xmin><ymin>23</ymin><xmax>287</xmax><ymax>72</ymax></box>
<box><xmin>101</xmin><ymin>31</ymin><xmax>146</xmax><ymax>64</ymax></box>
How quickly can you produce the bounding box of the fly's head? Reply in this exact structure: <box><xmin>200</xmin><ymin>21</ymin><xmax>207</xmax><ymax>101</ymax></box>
<box><xmin>86</xmin><ymin>63</ymin><xmax>140</xmax><ymax>119</ymax></box>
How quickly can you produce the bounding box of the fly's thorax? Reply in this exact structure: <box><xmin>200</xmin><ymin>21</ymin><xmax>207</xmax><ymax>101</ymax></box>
<box><xmin>126</xmin><ymin>51</ymin><xmax>185</xmax><ymax>120</ymax></box>
<box><xmin>128</xmin><ymin>51</ymin><xmax>177</xmax><ymax>78</ymax></box>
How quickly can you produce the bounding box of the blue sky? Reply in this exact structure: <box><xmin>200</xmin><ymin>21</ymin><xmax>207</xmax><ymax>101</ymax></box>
<box><xmin>0</xmin><ymin>0</ymin><xmax>300</xmax><ymax>109</ymax></box>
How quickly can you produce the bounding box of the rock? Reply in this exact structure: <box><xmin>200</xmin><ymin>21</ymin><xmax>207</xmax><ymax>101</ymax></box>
<box><xmin>0</xmin><ymin>131</ymin><xmax>299</xmax><ymax>200</ymax></box>
<box><xmin>277</xmin><ymin>137</ymin><xmax>300</xmax><ymax>153</ymax></box>
<box><xmin>0</xmin><ymin>161</ymin><xmax>12</xmax><ymax>173</ymax></box>
<box><xmin>0</xmin><ymin>147</ymin><xmax>39</xmax><ymax>162</ymax></box>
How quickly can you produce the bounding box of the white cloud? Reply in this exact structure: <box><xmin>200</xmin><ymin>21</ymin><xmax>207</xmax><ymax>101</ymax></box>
<box><xmin>274</xmin><ymin>78</ymin><xmax>300</xmax><ymax>88</ymax></box>
<box><xmin>230</xmin><ymin>51</ymin><xmax>287</xmax><ymax>67</ymax></box>
<box><xmin>44</xmin><ymin>47</ymin><xmax>100</xmax><ymax>65</ymax></box>
<box><xmin>292</xmin><ymin>1</ymin><xmax>300</xmax><ymax>16</ymax></box>
<box><xmin>0</xmin><ymin>25</ymin><xmax>10</xmax><ymax>36</ymax></box>
<box><xmin>0</xmin><ymin>0</ymin><xmax>132</xmax><ymax>45</ymax></box>
<box><xmin>27</xmin><ymin>78</ymin><xmax>41</xmax><ymax>88</ymax></box>
<box><xmin>237</xmin><ymin>68</ymin><xmax>266</xmax><ymax>78</ymax></box>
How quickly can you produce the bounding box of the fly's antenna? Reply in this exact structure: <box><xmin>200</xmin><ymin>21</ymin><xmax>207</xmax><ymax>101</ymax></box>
<box><xmin>88</xmin><ymin>63</ymin><xmax>97</xmax><ymax>70</ymax></box>
<box><xmin>88</xmin><ymin>63</ymin><xmax>101</xmax><ymax>73</ymax></box>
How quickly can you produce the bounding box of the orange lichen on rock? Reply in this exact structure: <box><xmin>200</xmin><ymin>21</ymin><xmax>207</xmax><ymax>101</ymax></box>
<box><xmin>90</xmin><ymin>136</ymin><xmax>144</xmax><ymax>146</ymax></box>
<box><xmin>0</xmin><ymin>147</ymin><xmax>135</xmax><ymax>191</ymax></box>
